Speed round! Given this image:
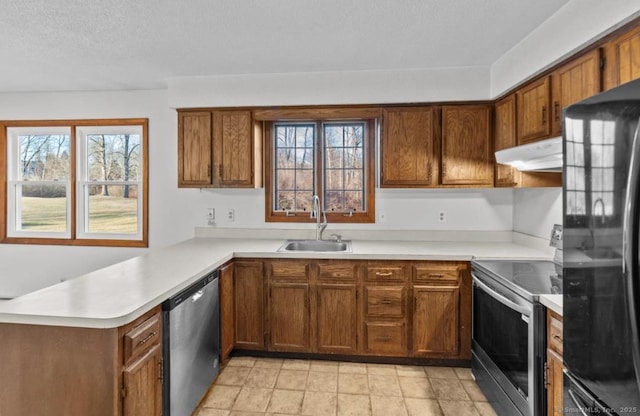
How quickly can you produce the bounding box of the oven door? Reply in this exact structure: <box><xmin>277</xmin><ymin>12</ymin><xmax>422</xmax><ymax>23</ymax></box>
<box><xmin>472</xmin><ymin>273</ymin><xmax>540</xmax><ymax>416</ymax></box>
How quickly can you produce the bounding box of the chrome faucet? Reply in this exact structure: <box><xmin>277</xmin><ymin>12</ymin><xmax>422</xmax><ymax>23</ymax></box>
<box><xmin>589</xmin><ymin>197</ymin><xmax>606</xmax><ymax>250</ymax></box>
<box><xmin>310</xmin><ymin>195</ymin><xmax>327</xmax><ymax>240</ymax></box>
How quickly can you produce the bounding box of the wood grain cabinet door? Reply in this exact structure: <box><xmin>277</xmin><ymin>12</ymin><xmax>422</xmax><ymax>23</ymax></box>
<box><xmin>612</xmin><ymin>25</ymin><xmax>640</xmax><ymax>87</ymax></box>
<box><xmin>268</xmin><ymin>282</ymin><xmax>310</xmax><ymax>352</ymax></box>
<box><xmin>380</xmin><ymin>107</ymin><xmax>438</xmax><ymax>187</ymax></box>
<box><xmin>234</xmin><ymin>261</ymin><xmax>265</xmax><ymax>350</ymax></box>
<box><xmin>219</xmin><ymin>263</ymin><xmax>235</xmax><ymax>361</ymax></box>
<box><xmin>516</xmin><ymin>76</ymin><xmax>551</xmax><ymax>144</ymax></box>
<box><xmin>212</xmin><ymin>110</ymin><xmax>255</xmax><ymax>187</ymax></box>
<box><xmin>547</xmin><ymin>348</ymin><xmax>564</xmax><ymax>416</ymax></box>
<box><xmin>178</xmin><ymin>111</ymin><xmax>212</xmax><ymax>187</ymax></box>
<box><xmin>315</xmin><ymin>283</ymin><xmax>358</xmax><ymax>354</ymax></box>
<box><xmin>122</xmin><ymin>343</ymin><xmax>162</xmax><ymax>416</ymax></box>
<box><xmin>412</xmin><ymin>285</ymin><xmax>460</xmax><ymax>357</ymax></box>
<box><xmin>441</xmin><ymin>105</ymin><xmax>493</xmax><ymax>186</ymax></box>
<box><xmin>494</xmin><ymin>95</ymin><xmax>518</xmax><ymax>187</ymax></box>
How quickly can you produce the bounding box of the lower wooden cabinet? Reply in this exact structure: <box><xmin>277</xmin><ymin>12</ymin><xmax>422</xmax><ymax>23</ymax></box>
<box><xmin>413</xmin><ymin>285</ymin><xmax>460</xmax><ymax>357</ymax></box>
<box><xmin>316</xmin><ymin>282</ymin><xmax>358</xmax><ymax>354</ymax></box>
<box><xmin>269</xmin><ymin>281</ymin><xmax>310</xmax><ymax>352</ymax></box>
<box><xmin>234</xmin><ymin>261</ymin><xmax>265</xmax><ymax>350</ymax></box>
<box><xmin>219</xmin><ymin>262</ymin><xmax>235</xmax><ymax>361</ymax></box>
<box><xmin>546</xmin><ymin>310</ymin><xmax>564</xmax><ymax>416</ymax></box>
<box><xmin>122</xmin><ymin>343</ymin><xmax>163</xmax><ymax>416</ymax></box>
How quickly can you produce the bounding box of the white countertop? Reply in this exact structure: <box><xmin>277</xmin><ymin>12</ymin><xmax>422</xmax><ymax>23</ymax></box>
<box><xmin>540</xmin><ymin>294</ymin><xmax>563</xmax><ymax>316</ymax></box>
<box><xmin>0</xmin><ymin>237</ymin><xmax>551</xmax><ymax>329</ymax></box>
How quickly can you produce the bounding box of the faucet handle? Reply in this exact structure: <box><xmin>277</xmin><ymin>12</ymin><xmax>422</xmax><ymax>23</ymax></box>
<box><xmin>330</xmin><ymin>234</ymin><xmax>342</xmax><ymax>242</ymax></box>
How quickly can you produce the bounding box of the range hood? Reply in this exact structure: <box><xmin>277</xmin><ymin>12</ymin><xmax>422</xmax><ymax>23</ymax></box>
<box><xmin>495</xmin><ymin>137</ymin><xmax>563</xmax><ymax>172</ymax></box>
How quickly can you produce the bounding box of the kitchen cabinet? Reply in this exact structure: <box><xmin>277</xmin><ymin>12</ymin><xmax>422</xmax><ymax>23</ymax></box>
<box><xmin>316</xmin><ymin>283</ymin><xmax>358</xmax><ymax>353</ymax></box>
<box><xmin>607</xmin><ymin>25</ymin><xmax>640</xmax><ymax>89</ymax></box>
<box><xmin>516</xmin><ymin>76</ymin><xmax>551</xmax><ymax>144</ymax></box>
<box><xmin>212</xmin><ymin>110</ymin><xmax>258</xmax><ymax>187</ymax></box>
<box><xmin>441</xmin><ymin>105</ymin><xmax>493</xmax><ymax>186</ymax></box>
<box><xmin>546</xmin><ymin>310</ymin><xmax>564</xmax><ymax>416</ymax></box>
<box><xmin>551</xmin><ymin>49</ymin><xmax>602</xmax><ymax>135</ymax></box>
<box><xmin>380</xmin><ymin>107</ymin><xmax>439</xmax><ymax>187</ymax></box>
<box><xmin>123</xmin><ymin>344</ymin><xmax>163</xmax><ymax>416</ymax></box>
<box><xmin>219</xmin><ymin>262</ymin><xmax>234</xmax><ymax>362</ymax></box>
<box><xmin>178</xmin><ymin>110</ymin><xmax>212</xmax><ymax>187</ymax></box>
<box><xmin>234</xmin><ymin>260</ymin><xmax>266</xmax><ymax>350</ymax></box>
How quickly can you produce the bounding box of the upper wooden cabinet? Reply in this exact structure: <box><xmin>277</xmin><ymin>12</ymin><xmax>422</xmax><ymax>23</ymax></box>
<box><xmin>380</xmin><ymin>107</ymin><xmax>438</xmax><ymax>187</ymax></box>
<box><xmin>441</xmin><ymin>105</ymin><xmax>493</xmax><ymax>186</ymax></box>
<box><xmin>516</xmin><ymin>76</ymin><xmax>551</xmax><ymax>144</ymax></box>
<box><xmin>610</xmin><ymin>25</ymin><xmax>640</xmax><ymax>87</ymax></box>
<box><xmin>551</xmin><ymin>49</ymin><xmax>602</xmax><ymax>135</ymax></box>
<box><xmin>494</xmin><ymin>95</ymin><xmax>517</xmax><ymax>187</ymax></box>
<box><xmin>178</xmin><ymin>109</ymin><xmax>261</xmax><ymax>188</ymax></box>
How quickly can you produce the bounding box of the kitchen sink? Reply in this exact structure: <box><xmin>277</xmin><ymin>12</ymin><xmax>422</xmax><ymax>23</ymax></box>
<box><xmin>582</xmin><ymin>247</ymin><xmax>622</xmax><ymax>260</ymax></box>
<box><xmin>277</xmin><ymin>239</ymin><xmax>352</xmax><ymax>252</ymax></box>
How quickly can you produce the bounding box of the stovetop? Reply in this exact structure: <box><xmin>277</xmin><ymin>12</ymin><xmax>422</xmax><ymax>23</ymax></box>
<box><xmin>471</xmin><ymin>260</ymin><xmax>562</xmax><ymax>302</ymax></box>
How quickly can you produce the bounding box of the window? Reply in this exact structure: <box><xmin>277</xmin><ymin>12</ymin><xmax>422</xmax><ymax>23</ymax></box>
<box><xmin>265</xmin><ymin>117</ymin><xmax>375</xmax><ymax>223</ymax></box>
<box><xmin>1</xmin><ymin>119</ymin><xmax>148</xmax><ymax>247</ymax></box>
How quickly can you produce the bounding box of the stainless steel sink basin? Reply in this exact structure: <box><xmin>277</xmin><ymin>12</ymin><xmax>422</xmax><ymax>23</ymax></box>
<box><xmin>582</xmin><ymin>247</ymin><xmax>621</xmax><ymax>260</ymax></box>
<box><xmin>278</xmin><ymin>239</ymin><xmax>352</xmax><ymax>252</ymax></box>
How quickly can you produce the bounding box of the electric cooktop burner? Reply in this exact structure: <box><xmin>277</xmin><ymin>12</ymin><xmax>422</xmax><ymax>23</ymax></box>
<box><xmin>471</xmin><ymin>260</ymin><xmax>562</xmax><ymax>302</ymax></box>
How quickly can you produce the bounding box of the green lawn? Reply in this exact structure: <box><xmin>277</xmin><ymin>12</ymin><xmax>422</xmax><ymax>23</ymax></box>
<box><xmin>21</xmin><ymin>196</ymin><xmax>138</xmax><ymax>234</ymax></box>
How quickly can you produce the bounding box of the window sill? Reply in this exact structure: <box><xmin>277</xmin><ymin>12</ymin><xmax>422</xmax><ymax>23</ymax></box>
<box><xmin>2</xmin><ymin>237</ymin><xmax>148</xmax><ymax>248</ymax></box>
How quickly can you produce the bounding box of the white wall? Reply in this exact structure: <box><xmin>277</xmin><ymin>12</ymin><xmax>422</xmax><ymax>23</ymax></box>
<box><xmin>490</xmin><ymin>0</ymin><xmax>640</xmax><ymax>97</ymax></box>
<box><xmin>513</xmin><ymin>188</ymin><xmax>562</xmax><ymax>239</ymax></box>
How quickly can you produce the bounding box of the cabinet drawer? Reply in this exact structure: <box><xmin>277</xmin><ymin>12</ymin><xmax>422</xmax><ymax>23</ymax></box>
<box><xmin>318</xmin><ymin>262</ymin><xmax>356</xmax><ymax>281</ymax></box>
<box><xmin>365</xmin><ymin>265</ymin><xmax>406</xmax><ymax>282</ymax></box>
<box><xmin>363</xmin><ymin>322</ymin><xmax>407</xmax><ymax>356</ymax></box>
<box><xmin>364</xmin><ymin>286</ymin><xmax>405</xmax><ymax>318</ymax></box>
<box><xmin>548</xmin><ymin>313</ymin><xmax>563</xmax><ymax>355</ymax></box>
<box><xmin>124</xmin><ymin>314</ymin><xmax>161</xmax><ymax>364</ymax></box>
<box><xmin>271</xmin><ymin>261</ymin><xmax>309</xmax><ymax>280</ymax></box>
<box><xmin>413</xmin><ymin>265</ymin><xmax>460</xmax><ymax>283</ymax></box>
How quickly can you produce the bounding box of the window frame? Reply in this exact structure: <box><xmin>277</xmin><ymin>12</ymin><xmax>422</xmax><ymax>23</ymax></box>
<box><xmin>264</xmin><ymin>116</ymin><xmax>376</xmax><ymax>223</ymax></box>
<box><xmin>0</xmin><ymin>118</ymin><xmax>149</xmax><ymax>247</ymax></box>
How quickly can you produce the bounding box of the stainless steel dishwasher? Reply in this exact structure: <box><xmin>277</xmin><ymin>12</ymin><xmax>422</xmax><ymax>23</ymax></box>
<box><xmin>162</xmin><ymin>271</ymin><xmax>220</xmax><ymax>416</ymax></box>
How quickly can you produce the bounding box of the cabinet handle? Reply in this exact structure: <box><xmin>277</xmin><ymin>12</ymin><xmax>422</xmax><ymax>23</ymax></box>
<box><xmin>552</xmin><ymin>334</ymin><xmax>562</xmax><ymax>343</ymax></box>
<box><xmin>375</xmin><ymin>271</ymin><xmax>394</xmax><ymax>277</ymax></box>
<box><xmin>374</xmin><ymin>336</ymin><xmax>392</xmax><ymax>342</ymax></box>
<box><xmin>207</xmin><ymin>164</ymin><xmax>211</xmax><ymax>179</ymax></box>
<box><xmin>219</xmin><ymin>164</ymin><xmax>223</xmax><ymax>177</ymax></box>
<box><xmin>158</xmin><ymin>360</ymin><xmax>164</xmax><ymax>382</ymax></box>
<box><xmin>429</xmin><ymin>273</ymin><xmax>444</xmax><ymax>278</ymax></box>
<box><xmin>554</xmin><ymin>101</ymin><xmax>560</xmax><ymax>121</ymax></box>
<box><xmin>542</xmin><ymin>106</ymin><xmax>547</xmax><ymax>124</ymax></box>
<box><xmin>137</xmin><ymin>331</ymin><xmax>158</xmax><ymax>346</ymax></box>
<box><xmin>379</xmin><ymin>299</ymin><xmax>392</xmax><ymax>305</ymax></box>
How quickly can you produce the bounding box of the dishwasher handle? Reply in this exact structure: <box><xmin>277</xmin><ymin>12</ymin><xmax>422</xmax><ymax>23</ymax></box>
<box><xmin>191</xmin><ymin>290</ymin><xmax>204</xmax><ymax>302</ymax></box>
<box><xmin>162</xmin><ymin>271</ymin><xmax>218</xmax><ymax>311</ymax></box>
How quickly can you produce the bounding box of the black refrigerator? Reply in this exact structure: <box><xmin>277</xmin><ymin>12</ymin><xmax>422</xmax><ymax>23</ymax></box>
<box><xmin>563</xmin><ymin>78</ymin><xmax>640</xmax><ymax>414</ymax></box>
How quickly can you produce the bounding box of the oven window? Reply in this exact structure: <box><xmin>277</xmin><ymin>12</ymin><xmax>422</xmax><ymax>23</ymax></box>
<box><xmin>474</xmin><ymin>284</ymin><xmax>529</xmax><ymax>397</ymax></box>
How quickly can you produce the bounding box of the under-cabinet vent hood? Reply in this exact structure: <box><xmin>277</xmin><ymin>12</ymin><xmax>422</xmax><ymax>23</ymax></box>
<box><xmin>495</xmin><ymin>137</ymin><xmax>563</xmax><ymax>172</ymax></box>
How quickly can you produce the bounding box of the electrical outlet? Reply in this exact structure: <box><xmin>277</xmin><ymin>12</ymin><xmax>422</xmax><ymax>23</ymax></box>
<box><xmin>227</xmin><ymin>208</ymin><xmax>235</xmax><ymax>222</ymax></box>
<box><xmin>438</xmin><ymin>211</ymin><xmax>446</xmax><ymax>223</ymax></box>
<box><xmin>378</xmin><ymin>210</ymin><xmax>386</xmax><ymax>222</ymax></box>
<box><xmin>207</xmin><ymin>208</ymin><xmax>215</xmax><ymax>220</ymax></box>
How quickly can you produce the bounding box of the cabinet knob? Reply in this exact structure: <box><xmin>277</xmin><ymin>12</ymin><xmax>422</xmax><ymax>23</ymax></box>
<box><xmin>554</xmin><ymin>101</ymin><xmax>560</xmax><ymax>121</ymax></box>
<box><xmin>542</xmin><ymin>106</ymin><xmax>547</xmax><ymax>125</ymax></box>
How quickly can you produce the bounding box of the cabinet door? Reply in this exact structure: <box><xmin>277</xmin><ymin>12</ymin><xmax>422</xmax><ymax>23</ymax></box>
<box><xmin>316</xmin><ymin>283</ymin><xmax>358</xmax><ymax>354</ymax></box>
<box><xmin>613</xmin><ymin>25</ymin><xmax>640</xmax><ymax>87</ymax></box>
<box><xmin>517</xmin><ymin>76</ymin><xmax>551</xmax><ymax>144</ymax></box>
<box><xmin>178</xmin><ymin>111</ymin><xmax>212</xmax><ymax>187</ymax></box>
<box><xmin>547</xmin><ymin>348</ymin><xmax>564</xmax><ymax>416</ymax></box>
<box><xmin>122</xmin><ymin>343</ymin><xmax>162</xmax><ymax>416</ymax></box>
<box><xmin>381</xmin><ymin>107</ymin><xmax>438</xmax><ymax>187</ymax></box>
<box><xmin>234</xmin><ymin>261</ymin><xmax>265</xmax><ymax>350</ymax></box>
<box><xmin>269</xmin><ymin>282</ymin><xmax>310</xmax><ymax>352</ymax></box>
<box><xmin>212</xmin><ymin>110</ymin><xmax>255</xmax><ymax>187</ymax></box>
<box><xmin>552</xmin><ymin>49</ymin><xmax>601</xmax><ymax>135</ymax></box>
<box><xmin>494</xmin><ymin>95</ymin><xmax>518</xmax><ymax>187</ymax></box>
<box><xmin>441</xmin><ymin>105</ymin><xmax>493</xmax><ymax>186</ymax></box>
<box><xmin>413</xmin><ymin>285</ymin><xmax>460</xmax><ymax>357</ymax></box>
<box><xmin>220</xmin><ymin>263</ymin><xmax>234</xmax><ymax>361</ymax></box>
<box><xmin>363</xmin><ymin>321</ymin><xmax>407</xmax><ymax>356</ymax></box>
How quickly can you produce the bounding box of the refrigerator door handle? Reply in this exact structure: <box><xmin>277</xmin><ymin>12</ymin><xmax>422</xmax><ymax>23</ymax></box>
<box><xmin>622</xmin><ymin>119</ymin><xmax>640</xmax><ymax>392</ymax></box>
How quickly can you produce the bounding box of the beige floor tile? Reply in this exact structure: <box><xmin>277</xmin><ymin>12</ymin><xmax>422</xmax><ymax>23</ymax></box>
<box><xmin>255</xmin><ymin>357</ymin><xmax>284</xmax><ymax>369</ymax></box>
<box><xmin>202</xmin><ymin>385</ymin><xmax>242</xmax><ymax>409</ymax></box>
<box><xmin>460</xmin><ymin>380</ymin><xmax>487</xmax><ymax>401</ymax></box>
<box><xmin>276</xmin><ymin>369</ymin><xmax>309</xmax><ymax>390</ymax></box>
<box><xmin>310</xmin><ymin>360</ymin><xmax>340</xmax><ymax>373</ymax></box>
<box><xmin>217</xmin><ymin>366</ymin><xmax>252</xmax><ymax>386</ymax></box>
<box><xmin>396</xmin><ymin>365</ymin><xmax>427</xmax><ymax>378</ymax></box>
<box><xmin>227</xmin><ymin>357</ymin><xmax>256</xmax><ymax>367</ymax></box>
<box><xmin>430</xmin><ymin>378</ymin><xmax>471</xmax><ymax>401</ymax></box>
<box><xmin>245</xmin><ymin>367</ymin><xmax>280</xmax><ymax>388</ymax></box>
<box><xmin>339</xmin><ymin>362</ymin><xmax>368</xmax><ymax>374</ymax></box>
<box><xmin>232</xmin><ymin>387</ymin><xmax>273</xmax><ymax>412</ymax></box>
<box><xmin>424</xmin><ymin>367</ymin><xmax>457</xmax><ymax>379</ymax></box>
<box><xmin>454</xmin><ymin>367</ymin><xmax>474</xmax><ymax>380</ymax></box>
<box><xmin>474</xmin><ymin>402</ymin><xmax>498</xmax><ymax>416</ymax></box>
<box><xmin>307</xmin><ymin>371</ymin><xmax>339</xmax><ymax>392</ymax></box>
<box><xmin>370</xmin><ymin>395</ymin><xmax>407</xmax><ymax>416</ymax></box>
<box><xmin>366</xmin><ymin>364</ymin><xmax>397</xmax><ymax>375</ymax></box>
<box><xmin>438</xmin><ymin>400</ymin><xmax>480</xmax><ymax>416</ymax></box>
<box><xmin>368</xmin><ymin>374</ymin><xmax>402</xmax><ymax>396</ymax></box>
<box><xmin>337</xmin><ymin>393</ymin><xmax>371</xmax><ymax>416</ymax></box>
<box><xmin>282</xmin><ymin>359</ymin><xmax>311</xmax><ymax>371</ymax></box>
<box><xmin>338</xmin><ymin>373</ymin><xmax>370</xmax><ymax>394</ymax></box>
<box><xmin>404</xmin><ymin>398</ymin><xmax>443</xmax><ymax>416</ymax></box>
<box><xmin>267</xmin><ymin>389</ymin><xmax>304</xmax><ymax>414</ymax></box>
<box><xmin>301</xmin><ymin>391</ymin><xmax>338</xmax><ymax>416</ymax></box>
<box><xmin>399</xmin><ymin>376</ymin><xmax>435</xmax><ymax>399</ymax></box>
<box><xmin>197</xmin><ymin>409</ymin><xmax>231</xmax><ymax>416</ymax></box>
<box><xmin>229</xmin><ymin>412</ymin><xmax>263</xmax><ymax>416</ymax></box>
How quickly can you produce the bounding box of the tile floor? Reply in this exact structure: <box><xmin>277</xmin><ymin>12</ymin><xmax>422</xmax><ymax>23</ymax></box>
<box><xmin>194</xmin><ymin>356</ymin><xmax>497</xmax><ymax>416</ymax></box>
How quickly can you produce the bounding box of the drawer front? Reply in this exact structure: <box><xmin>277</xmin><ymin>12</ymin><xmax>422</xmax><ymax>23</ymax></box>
<box><xmin>318</xmin><ymin>262</ymin><xmax>356</xmax><ymax>281</ymax></box>
<box><xmin>271</xmin><ymin>260</ymin><xmax>309</xmax><ymax>280</ymax></box>
<box><xmin>364</xmin><ymin>322</ymin><xmax>407</xmax><ymax>356</ymax></box>
<box><xmin>549</xmin><ymin>314</ymin><xmax>563</xmax><ymax>355</ymax></box>
<box><xmin>413</xmin><ymin>265</ymin><xmax>460</xmax><ymax>283</ymax></box>
<box><xmin>365</xmin><ymin>265</ymin><xmax>406</xmax><ymax>282</ymax></box>
<box><xmin>124</xmin><ymin>314</ymin><xmax>161</xmax><ymax>364</ymax></box>
<box><xmin>365</xmin><ymin>286</ymin><xmax>405</xmax><ymax>318</ymax></box>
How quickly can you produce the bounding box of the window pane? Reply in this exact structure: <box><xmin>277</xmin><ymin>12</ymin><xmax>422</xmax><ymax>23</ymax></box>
<box><xmin>277</xmin><ymin>191</ymin><xmax>295</xmax><ymax>210</ymax></box>
<box><xmin>19</xmin><ymin>184</ymin><xmax>67</xmax><ymax>232</ymax></box>
<box><xmin>325</xmin><ymin>126</ymin><xmax>344</xmax><ymax>147</ymax></box>
<box><xmin>326</xmin><ymin>169</ymin><xmax>343</xmax><ymax>190</ymax></box>
<box><xmin>277</xmin><ymin>169</ymin><xmax>295</xmax><ymax>190</ymax></box>
<box><xmin>344</xmin><ymin>169</ymin><xmax>363</xmax><ymax>190</ymax></box>
<box><xmin>19</xmin><ymin>134</ymin><xmax>70</xmax><ymax>181</ymax></box>
<box><xmin>345</xmin><ymin>191</ymin><xmax>364</xmax><ymax>211</ymax></box>
<box><xmin>345</xmin><ymin>147</ymin><xmax>363</xmax><ymax>168</ymax></box>
<box><xmin>274</xmin><ymin>124</ymin><xmax>316</xmax><ymax>212</ymax></box>
<box><xmin>325</xmin><ymin>148</ymin><xmax>343</xmax><ymax>168</ymax></box>
<box><xmin>87</xmin><ymin>185</ymin><xmax>138</xmax><ymax>234</ymax></box>
<box><xmin>296</xmin><ymin>170</ymin><xmax>314</xmax><ymax>190</ymax></box>
<box><xmin>277</xmin><ymin>149</ymin><xmax>296</xmax><ymax>168</ymax></box>
<box><xmin>325</xmin><ymin>191</ymin><xmax>343</xmax><ymax>211</ymax></box>
<box><xmin>87</xmin><ymin>134</ymin><xmax>141</xmax><ymax>182</ymax></box>
<box><xmin>296</xmin><ymin>191</ymin><xmax>313</xmax><ymax>211</ymax></box>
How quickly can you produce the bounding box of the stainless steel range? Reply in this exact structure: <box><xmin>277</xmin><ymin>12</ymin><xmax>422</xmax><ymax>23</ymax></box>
<box><xmin>471</xmin><ymin>259</ymin><xmax>561</xmax><ymax>416</ymax></box>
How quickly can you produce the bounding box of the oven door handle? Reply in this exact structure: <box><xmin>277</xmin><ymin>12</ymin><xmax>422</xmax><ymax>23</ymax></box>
<box><xmin>473</xmin><ymin>276</ymin><xmax>531</xmax><ymax>316</ymax></box>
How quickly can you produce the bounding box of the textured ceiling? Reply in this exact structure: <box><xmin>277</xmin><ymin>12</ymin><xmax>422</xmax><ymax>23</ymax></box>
<box><xmin>0</xmin><ymin>0</ymin><xmax>569</xmax><ymax>92</ymax></box>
